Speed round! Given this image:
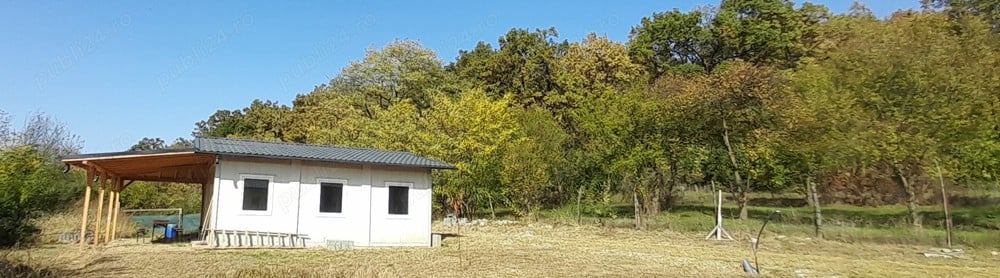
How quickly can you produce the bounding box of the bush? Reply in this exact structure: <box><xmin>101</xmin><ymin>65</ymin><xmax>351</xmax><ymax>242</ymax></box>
<box><xmin>0</xmin><ymin>146</ymin><xmax>82</xmax><ymax>247</ymax></box>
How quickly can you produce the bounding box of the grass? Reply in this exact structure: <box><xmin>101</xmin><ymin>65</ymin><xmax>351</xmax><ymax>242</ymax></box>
<box><xmin>542</xmin><ymin>191</ymin><xmax>1000</xmax><ymax>248</ymax></box>
<box><xmin>32</xmin><ymin>207</ymin><xmax>137</xmax><ymax>245</ymax></box>
<box><xmin>8</xmin><ymin>191</ymin><xmax>998</xmax><ymax>276</ymax></box>
<box><xmin>5</xmin><ymin>223</ymin><xmax>1000</xmax><ymax>277</ymax></box>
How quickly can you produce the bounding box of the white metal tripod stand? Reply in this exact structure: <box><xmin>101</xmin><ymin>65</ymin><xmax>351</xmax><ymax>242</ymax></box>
<box><xmin>705</xmin><ymin>190</ymin><xmax>734</xmax><ymax>240</ymax></box>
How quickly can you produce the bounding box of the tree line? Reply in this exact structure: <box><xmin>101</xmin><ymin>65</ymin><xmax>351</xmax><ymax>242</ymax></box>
<box><xmin>192</xmin><ymin>0</ymin><xmax>999</xmax><ymax>228</ymax></box>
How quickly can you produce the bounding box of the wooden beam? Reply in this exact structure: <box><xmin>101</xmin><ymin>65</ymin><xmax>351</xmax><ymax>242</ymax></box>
<box><xmin>82</xmin><ymin>161</ymin><xmax>112</xmax><ymax>178</ymax></box>
<box><xmin>87</xmin><ymin>156</ymin><xmax>213</xmax><ymax>174</ymax></box>
<box><xmin>110</xmin><ymin>179</ymin><xmax>122</xmax><ymax>242</ymax></box>
<box><xmin>120</xmin><ymin>180</ymin><xmax>135</xmax><ymax>191</ymax></box>
<box><xmin>79</xmin><ymin>166</ymin><xmax>94</xmax><ymax>250</ymax></box>
<box><xmin>103</xmin><ymin>178</ymin><xmax>115</xmax><ymax>244</ymax></box>
<box><xmin>118</xmin><ymin>176</ymin><xmax>205</xmax><ymax>184</ymax></box>
<box><xmin>104</xmin><ymin>191</ymin><xmax>118</xmax><ymax>244</ymax></box>
<box><xmin>92</xmin><ymin>172</ymin><xmax>106</xmax><ymax>246</ymax></box>
<box><xmin>61</xmin><ymin>151</ymin><xmax>198</xmax><ymax>162</ymax></box>
<box><xmin>201</xmin><ymin>181</ymin><xmax>214</xmax><ymax>241</ymax></box>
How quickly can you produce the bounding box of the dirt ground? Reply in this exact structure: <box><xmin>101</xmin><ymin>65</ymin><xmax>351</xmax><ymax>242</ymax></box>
<box><xmin>8</xmin><ymin>223</ymin><xmax>1000</xmax><ymax>277</ymax></box>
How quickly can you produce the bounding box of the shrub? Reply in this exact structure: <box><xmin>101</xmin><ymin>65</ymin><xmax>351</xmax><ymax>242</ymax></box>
<box><xmin>0</xmin><ymin>146</ymin><xmax>82</xmax><ymax>247</ymax></box>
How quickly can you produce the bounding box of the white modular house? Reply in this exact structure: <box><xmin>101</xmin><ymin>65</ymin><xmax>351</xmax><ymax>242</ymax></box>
<box><xmin>62</xmin><ymin>137</ymin><xmax>455</xmax><ymax>248</ymax></box>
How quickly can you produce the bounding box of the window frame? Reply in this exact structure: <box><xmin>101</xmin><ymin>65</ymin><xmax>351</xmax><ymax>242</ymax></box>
<box><xmin>238</xmin><ymin>174</ymin><xmax>274</xmax><ymax>215</ymax></box>
<box><xmin>317</xmin><ymin>178</ymin><xmax>348</xmax><ymax>216</ymax></box>
<box><xmin>386</xmin><ymin>182</ymin><xmax>412</xmax><ymax>216</ymax></box>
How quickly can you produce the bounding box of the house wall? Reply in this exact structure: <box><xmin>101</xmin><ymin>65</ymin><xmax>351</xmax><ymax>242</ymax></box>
<box><xmin>209</xmin><ymin>156</ymin><xmax>433</xmax><ymax>247</ymax></box>
<box><xmin>368</xmin><ymin>166</ymin><xmax>433</xmax><ymax>246</ymax></box>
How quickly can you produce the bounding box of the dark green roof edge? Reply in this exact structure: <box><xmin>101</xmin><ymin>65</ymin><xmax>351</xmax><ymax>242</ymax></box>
<box><xmin>194</xmin><ymin>137</ymin><xmax>457</xmax><ymax>170</ymax></box>
<box><xmin>61</xmin><ymin>137</ymin><xmax>456</xmax><ymax>170</ymax></box>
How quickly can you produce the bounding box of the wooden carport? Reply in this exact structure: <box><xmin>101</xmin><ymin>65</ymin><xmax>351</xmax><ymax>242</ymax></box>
<box><xmin>61</xmin><ymin>149</ymin><xmax>216</xmax><ymax>249</ymax></box>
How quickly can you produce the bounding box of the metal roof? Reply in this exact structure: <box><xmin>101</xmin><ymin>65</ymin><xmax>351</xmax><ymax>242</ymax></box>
<box><xmin>62</xmin><ymin>137</ymin><xmax>456</xmax><ymax>170</ymax></box>
<box><xmin>194</xmin><ymin>137</ymin><xmax>455</xmax><ymax>169</ymax></box>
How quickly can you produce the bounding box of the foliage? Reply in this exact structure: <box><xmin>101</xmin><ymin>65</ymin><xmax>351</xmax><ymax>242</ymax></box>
<box><xmin>451</xmin><ymin>28</ymin><xmax>569</xmax><ymax>109</ymax></box>
<box><xmin>628</xmin><ymin>0</ymin><xmax>828</xmax><ymax>75</ymax></box>
<box><xmin>791</xmin><ymin>11</ymin><xmax>1000</xmax><ymax>227</ymax></box>
<box><xmin>329</xmin><ymin>40</ymin><xmax>453</xmax><ymax>115</ymax></box>
<box><xmin>175</xmin><ymin>0</ymin><xmax>999</xmax><ymax>229</ymax></box>
<box><xmin>923</xmin><ymin>0</ymin><xmax>1000</xmax><ymax>29</ymax></box>
<box><xmin>0</xmin><ymin>111</ymin><xmax>82</xmax><ymax>247</ymax></box>
<box><xmin>194</xmin><ymin>100</ymin><xmax>292</xmax><ymax>140</ymax></box>
<box><xmin>0</xmin><ymin>146</ymin><xmax>82</xmax><ymax>247</ymax></box>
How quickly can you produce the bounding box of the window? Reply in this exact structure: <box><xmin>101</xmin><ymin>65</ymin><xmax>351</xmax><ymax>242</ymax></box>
<box><xmin>242</xmin><ymin>178</ymin><xmax>269</xmax><ymax>211</ymax></box>
<box><xmin>319</xmin><ymin>182</ymin><xmax>343</xmax><ymax>213</ymax></box>
<box><xmin>388</xmin><ymin>186</ymin><xmax>409</xmax><ymax>215</ymax></box>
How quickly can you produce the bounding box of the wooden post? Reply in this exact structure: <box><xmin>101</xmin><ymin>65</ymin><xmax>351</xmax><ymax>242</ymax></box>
<box><xmin>935</xmin><ymin>160</ymin><xmax>953</xmax><ymax>248</ymax></box>
<box><xmin>103</xmin><ymin>182</ymin><xmax>115</xmax><ymax>244</ymax></box>
<box><xmin>93</xmin><ymin>173</ymin><xmax>106</xmax><ymax>246</ymax></box>
<box><xmin>104</xmin><ymin>191</ymin><xmax>120</xmax><ymax>243</ymax></box>
<box><xmin>110</xmin><ymin>178</ymin><xmax>122</xmax><ymax>242</ymax></box>
<box><xmin>79</xmin><ymin>167</ymin><xmax>94</xmax><ymax>250</ymax></box>
<box><xmin>633</xmin><ymin>190</ymin><xmax>642</xmax><ymax>230</ymax></box>
<box><xmin>809</xmin><ymin>177</ymin><xmax>823</xmax><ymax>239</ymax></box>
<box><xmin>576</xmin><ymin>185</ymin><xmax>583</xmax><ymax>225</ymax></box>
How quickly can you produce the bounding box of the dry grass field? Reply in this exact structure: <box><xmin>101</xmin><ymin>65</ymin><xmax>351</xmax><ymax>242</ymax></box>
<box><xmin>6</xmin><ymin>223</ymin><xmax>1000</xmax><ymax>277</ymax></box>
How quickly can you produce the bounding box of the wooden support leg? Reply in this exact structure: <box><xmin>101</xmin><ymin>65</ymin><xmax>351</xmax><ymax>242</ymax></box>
<box><xmin>93</xmin><ymin>175</ymin><xmax>106</xmax><ymax>246</ymax></box>
<box><xmin>94</xmin><ymin>184</ymin><xmax>104</xmax><ymax>246</ymax></box>
<box><xmin>110</xmin><ymin>190</ymin><xmax>121</xmax><ymax>242</ymax></box>
<box><xmin>79</xmin><ymin>168</ymin><xmax>94</xmax><ymax>250</ymax></box>
<box><xmin>103</xmin><ymin>189</ymin><xmax>114</xmax><ymax>244</ymax></box>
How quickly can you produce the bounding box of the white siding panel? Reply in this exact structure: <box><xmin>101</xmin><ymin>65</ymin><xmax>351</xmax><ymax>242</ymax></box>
<box><xmin>297</xmin><ymin>161</ymin><xmax>371</xmax><ymax>246</ymax></box>
<box><xmin>213</xmin><ymin>157</ymin><xmax>299</xmax><ymax>233</ymax></box>
<box><xmin>369</xmin><ymin>167</ymin><xmax>432</xmax><ymax>247</ymax></box>
<box><xmin>208</xmin><ymin>156</ymin><xmax>434</xmax><ymax>247</ymax></box>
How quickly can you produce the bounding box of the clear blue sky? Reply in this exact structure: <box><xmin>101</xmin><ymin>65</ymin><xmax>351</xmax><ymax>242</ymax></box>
<box><xmin>1</xmin><ymin>1</ymin><xmax>918</xmax><ymax>153</ymax></box>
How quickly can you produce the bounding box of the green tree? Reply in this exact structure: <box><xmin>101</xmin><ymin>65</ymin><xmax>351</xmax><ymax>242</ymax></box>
<box><xmin>792</xmin><ymin>11</ymin><xmax>1000</xmax><ymax>227</ymax></box>
<box><xmin>419</xmin><ymin>90</ymin><xmax>522</xmax><ymax>216</ymax></box>
<box><xmin>194</xmin><ymin>100</ymin><xmax>291</xmax><ymax>141</ymax></box>
<box><xmin>129</xmin><ymin>137</ymin><xmax>166</xmax><ymax>151</ymax></box>
<box><xmin>501</xmin><ymin>108</ymin><xmax>568</xmax><ymax>216</ymax></box>
<box><xmin>0</xmin><ymin>111</ymin><xmax>83</xmax><ymax>246</ymax></box>
<box><xmin>452</xmin><ymin>28</ymin><xmax>569</xmax><ymax>109</ymax></box>
<box><xmin>653</xmin><ymin>61</ymin><xmax>791</xmax><ymax>220</ymax></box>
<box><xmin>556</xmin><ymin>33</ymin><xmax>644</xmax><ymax>102</ymax></box>
<box><xmin>0</xmin><ymin>146</ymin><xmax>82</xmax><ymax>246</ymax></box>
<box><xmin>923</xmin><ymin>0</ymin><xmax>1000</xmax><ymax>29</ymax></box>
<box><xmin>193</xmin><ymin>109</ymin><xmax>252</xmax><ymax>138</ymax></box>
<box><xmin>629</xmin><ymin>0</ymin><xmax>829</xmax><ymax>75</ymax></box>
<box><xmin>330</xmin><ymin>40</ymin><xmax>450</xmax><ymax>116</ymax></box>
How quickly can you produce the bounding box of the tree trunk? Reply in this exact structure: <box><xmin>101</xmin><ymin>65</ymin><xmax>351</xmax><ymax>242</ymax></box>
<box><xmin>804</xmin><ymin>180</ymin><xmax>814</xmax><ymax>207</ymax></box>
<box><xmin>895</xmin><ymin>165</ymin><xmax>922</xmax><ymax>229</ymax></box>
<box><xmin>576</xmin><ymin>186</ymin><xmax>583</xmax><ymax>225</ymax></box>
<box><xmin>666</xmin><ymin>158</ymin><xmax>679</xmax><ymax>208</ymax></box>
<box><xmin>646</xmin><ymin>187</ymin><xmax>661</xmax><ymax>217</ymax></box>
<box><xmin>488</xmin><ymin>195</ymin><xmax>496</xmax><ymax>219</ymax></box>
<box><xmin>738</xmin><ymin>190</ymin><xmax>749</xmax><ymax>220</ymax></box>
<box><xmin>633</xmin><ymin>190</ymin><xmax>643</xmax><ymax>230</ymax></box>
<box><xmin>722</xmin><ymin>118</ymin><xmax>748</xmax><ymax>220</ymax></box>
<box><xmin>808</xmin><ymin>177</ymin><xmax>823</xmax><ymax>239</ymax></box>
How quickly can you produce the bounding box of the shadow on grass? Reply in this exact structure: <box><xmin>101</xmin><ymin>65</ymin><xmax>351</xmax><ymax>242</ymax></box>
<box><xmin>436</xmin><ymin>233</ymin><xmax>463</xmax><ymax>240</ymax></box>
<box><xmin>0</xmin><ymin>258</ymin><xmax>58</xmax><ymax>278</ymax></box>
<box><xmin>1</xmin><ymin>251</ymin><xmax>128</xmax><ymax>278</ymax></box>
